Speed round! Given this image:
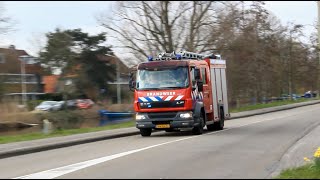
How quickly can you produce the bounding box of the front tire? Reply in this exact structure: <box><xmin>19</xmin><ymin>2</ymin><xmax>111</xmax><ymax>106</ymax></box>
<box><xmin>140</xmin><ymin>128</ymin><xmax>152</xmax><ymax>137</ymax></box>
<box><xmin>206</xmin><ymin>123</ymin><xmax>215</xmax><ymax>131</ymax></box>
<box><xmin>192</xmin><ymin>113</ymin><xmax>204</xmax><ymax>135</ymax></box>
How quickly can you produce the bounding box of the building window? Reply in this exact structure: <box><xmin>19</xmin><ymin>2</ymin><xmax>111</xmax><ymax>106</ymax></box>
<box><xmin>26</xmin><ymin>57</ymin><xmax>37</xmax><ymax>64</ymax></box>
<box><xmin>0</xmin><ymin>54</ymin><xmax>5</xmax><ymax>63</ymax></box>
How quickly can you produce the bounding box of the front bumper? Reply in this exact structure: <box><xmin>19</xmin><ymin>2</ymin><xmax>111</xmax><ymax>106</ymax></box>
<box><xmin>135</xmin><ymin>111</ymin><xmax>197</xmax><ymax>129</ymax></box>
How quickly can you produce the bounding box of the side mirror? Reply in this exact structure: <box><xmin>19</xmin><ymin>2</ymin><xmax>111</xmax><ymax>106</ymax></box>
<box><xmin>129</xmin><ymin>71</ymin><xmax>136</xmax><ymax>92</ymax></box>
<box><xmin>195</xmin><ymin>69</ymin><xmax>201</xmax><ymax>80</ymax></box>
<box><xmin>129</xmin><ymin>81</ymin><xmax>136</xmax><ymax>91</ymax></box>
<box><xmin>197</xmin><ymin>80</ymin><xmax>203</xmax><ymax>91</ymax></box>
<box><xmin>192</xmin><ymin>81</ymin><xmax>196</xmax><ymax>91</ymax></box>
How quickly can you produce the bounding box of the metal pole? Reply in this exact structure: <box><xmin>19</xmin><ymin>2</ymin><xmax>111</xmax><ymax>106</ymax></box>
<box><xmin>317</xmin><ymin>1</ymin><xmax>320</xmax><ymax>98</ymax></box>
<box><xmin>20</xmin><ymin>59</ymin><xmax>23</xmax><ymax>105</ymax></box>
<box><xmin>105</xmin><ymin>53</ymin><xmax>121</xmax><ymax>104</ymax></box>
<box><xmin>21</xmin><ymin>59</ymin><xmax>27</xmax><ymax>106</ymax></box>
<box><xmin>117</xmin><ymin>60</ymin><xmax>121</xmax><ymax>104</ymax></box>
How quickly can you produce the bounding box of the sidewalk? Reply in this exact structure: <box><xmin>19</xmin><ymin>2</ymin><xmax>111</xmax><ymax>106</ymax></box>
<box><xmin>0</xmin><ymin>100</ymin><xmax>320</xmax><ymax>159</ymax></box>
<box><xmin>268</xmin><ymin>124</ymin><xmax>320</xmax><ymax>178</ymax></box>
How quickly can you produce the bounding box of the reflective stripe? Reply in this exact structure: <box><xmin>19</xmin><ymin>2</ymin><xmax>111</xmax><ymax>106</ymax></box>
<box><xmin>155</xmin><ymin>96</ymin><xmax>163</xmax><ymax>101</ymax></box>
<box><xmin>145</xmin><ymin>97</ymin><xmax>153</xmax><ymax>102</ymax></box>
<box><xmin>175</xmin><ymin>95</ymin><xmax>184</xmax><ymax>100</ymax></box>
<box><xmin>149</xmin><ymin>97</ymin><xmax>159</xmax><ymax>102</ymax></box>
<box><xmin>139</xmin><ymin>95</ymin><xmax>184</xmax><ymax>102</ymax></box>
<box><xmin>165</xmin><ymin>96</ymin><xmax>173</xmax><ymax>101</ymax></box>
<box><xmin>138</xmin><ymin>97</ymin><xmax>148</xmax><ymax>102</ymax></box>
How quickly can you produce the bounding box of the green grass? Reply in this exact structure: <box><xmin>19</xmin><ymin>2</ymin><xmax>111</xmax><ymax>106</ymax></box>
<box><xmin>0</xmin><ymin>120</ymin><xmax>135</xmax><ymax>144</ymax></box>
<box><xmin>230</xmin><ymin>98</ymin><xmax>318</xmax><ymax>113</ymax></box>
<box><xmin>275</xmin><ymin>163</ymin><xmax>320</xmax><ymax>179</ymax></box>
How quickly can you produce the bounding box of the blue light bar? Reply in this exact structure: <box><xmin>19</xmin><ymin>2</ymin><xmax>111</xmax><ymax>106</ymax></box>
<box><xmin>148</xmin><ymin>56</ymin><xmax>153</xmax><ymax>61</ymax></box>
<box><xmin>176</xmin><ymin>54</ymin><xmax>182</xmax><ymax>60</ymax></box>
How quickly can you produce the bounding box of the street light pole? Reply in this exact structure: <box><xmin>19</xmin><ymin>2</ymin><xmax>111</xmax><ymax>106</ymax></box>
<box><xmin>21</xmin><ymin>59</ymin><xmax>26</xmax><ymax>106</ymax></box>
<box><xmin>116</xmin><ymin>60</ymin><xmax>121</xmax><ymax>104</ymax></box>
<box><xmin>19</xmin><ymin>56</ymin><xmax>29</xmax><ymax>106</ymax></box>
<box><xmin>317</xmin><ymin>1</ymin><xmax>320</xmax><ymax>98</ymax></box>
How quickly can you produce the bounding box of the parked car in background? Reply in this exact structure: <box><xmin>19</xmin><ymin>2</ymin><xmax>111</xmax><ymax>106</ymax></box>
<box><xmin>302</xmin><ymin>91</ymin><xmax>317</xmax><ymax>98</ymax></box>
<box><xmin>35</xmin><ymin>101</ymin><xmax>64</xmax><ymax>111</ymax></box>
<box><xmin>66</xmin><ymin>100</ymin><xmax>78</xmax><ymax>110</ymax></box>
<box><xmin>76</xmin><ymin>99</ymin><xmax>94</xmax><ymax>109</ymax></box>
<box><xmin>291</xmin><ymin>94</ymin><xmax>301</xmax><ymax>99</ymax></box>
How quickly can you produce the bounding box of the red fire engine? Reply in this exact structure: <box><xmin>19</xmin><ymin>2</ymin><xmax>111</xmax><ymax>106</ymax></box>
<box><xmin>129</xmin><ymin>51</ymin><xmax>230</xmax><ymax>136</ymax></box>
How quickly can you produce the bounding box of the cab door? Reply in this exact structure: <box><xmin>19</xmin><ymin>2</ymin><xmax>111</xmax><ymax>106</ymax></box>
<box><xmin>201</xmin><ymin>65</ymin><xmax>212</xmax><ymax>114</ymax></box>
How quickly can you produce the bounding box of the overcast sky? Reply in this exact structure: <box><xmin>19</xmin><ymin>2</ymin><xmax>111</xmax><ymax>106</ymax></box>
<box><xmin>0</xmin><ymin>1</ymin><xmax>317</xmax><ymax>60</ymax></box>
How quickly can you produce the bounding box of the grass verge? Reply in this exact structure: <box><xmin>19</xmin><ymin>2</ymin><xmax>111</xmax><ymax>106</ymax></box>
<box><xmin>275</xmin><ymin>163</ymin><xmax>320</xmax><ymax>179</ymax></box>
<box><xmin>276</xmin><ymin>147</ymin><xmax>320</xmax><ymax>179</ymax></box>
<box><xmin>230</xmin><ymin>98</ymin><xmax>318</xmax><ymax>113</ymax></box>
<box><xmin>0</xmin><ymin>120</ymin><xmax>135</xmax><ymax>144</ymax></box>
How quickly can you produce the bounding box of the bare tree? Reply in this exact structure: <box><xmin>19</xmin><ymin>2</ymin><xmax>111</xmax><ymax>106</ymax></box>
<box><xmin>97</xmin><ymin>1</ymin><xmax>223</xmax><ymax>62</ymax></box>
<box><xmin>27</xmin><ymin>32</ymin><xmax>47</xmax><ymax>57</ymax></box>
<box><xmin>0</xmin><ymin>3</ymin><xmax>13</xmax><ymax>35</ymax></box>
<box><xmin>97</xmin><ymin>1</ymin><xmax>319</xmax><ymax>109</ymax></box>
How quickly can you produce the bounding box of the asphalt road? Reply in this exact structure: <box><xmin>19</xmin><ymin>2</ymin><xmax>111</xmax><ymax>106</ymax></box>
<box><xmin>1</xmin><ymin>104</ymin><xmax>320</xmax><ymax>179</ymax></box>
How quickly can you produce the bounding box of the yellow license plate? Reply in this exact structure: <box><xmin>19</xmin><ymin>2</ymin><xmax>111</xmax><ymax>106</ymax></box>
<box><xmin>156</xmin><ymin>124</ymin><xmax>170</xmax><ymax>128</ymax></box>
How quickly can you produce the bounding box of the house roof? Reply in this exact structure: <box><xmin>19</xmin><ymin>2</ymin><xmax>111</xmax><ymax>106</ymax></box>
<box><xmin>0</xmin><ymin>46</ymin><xmax>43</xmax><ymax>75</ymax></box>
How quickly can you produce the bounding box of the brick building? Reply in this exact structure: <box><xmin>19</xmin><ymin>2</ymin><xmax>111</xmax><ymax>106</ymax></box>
<box><xmin>0</xmin><ymin>45</ymin><xmax>45</xmax><ymax>102</ymax></box>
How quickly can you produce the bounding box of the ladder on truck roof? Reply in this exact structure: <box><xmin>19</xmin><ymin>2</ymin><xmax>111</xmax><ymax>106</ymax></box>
<box><xmin>148</xmin><ymin>50</ymin><xmax>221</xmax><ymax>61</ymax></box>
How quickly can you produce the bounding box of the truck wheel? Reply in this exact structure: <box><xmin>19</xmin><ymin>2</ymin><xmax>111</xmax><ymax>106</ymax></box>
<box><xmin>206</xmin><ymin>123</ymin><xmax>215</xmax><ymax>131</ymax></box>
<box><xmin>140</xmin><ymin>128</ymin><xmax>152</xmax><ymax>137</ymax></box>
<box><xmin>192</xmin><ymin>113</ymin><xmax>204</xmax><ymax>135</ymax></box>
<box><xmin>214</xmin><ymin>108</ymin><xmax>224</xmax><ymax>130</ymax></box>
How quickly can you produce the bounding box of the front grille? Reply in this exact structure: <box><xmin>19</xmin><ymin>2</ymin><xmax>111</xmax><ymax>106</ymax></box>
<box><xmin>148</xmin><ymin>112</ymin><xmax>177</xmax><ymax>119</ymax></box>
<box><xmin>152</xmin><ymin>120</ymin><xmax>172</xmax><ymax>125</ymax></box>
<box><xmin>139</xmin><ymin>100</ymin><xmax>185</xmax><ymax>109</ymax></box>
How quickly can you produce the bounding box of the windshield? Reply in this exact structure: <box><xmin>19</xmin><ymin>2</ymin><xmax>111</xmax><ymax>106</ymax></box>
<box><xmin>136</xmin><ymin>67</ymin><xmax>189</xmax><ymax>90</ymax></box>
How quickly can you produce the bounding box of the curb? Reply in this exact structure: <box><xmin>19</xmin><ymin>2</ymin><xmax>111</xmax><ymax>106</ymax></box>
<box><xmin>0</xmin><ymin>129</ymin><xmax>140</xmax><ymax>159</ymax></box>
<box><xmin>1</xmin><ymin>100</ymin><xmax>320</xmax><ymax>159</ymax></box>
<box><xmin>229</xmin><ymin>100</ymin><xmax>320</xmax><ymax>119</ymax></box>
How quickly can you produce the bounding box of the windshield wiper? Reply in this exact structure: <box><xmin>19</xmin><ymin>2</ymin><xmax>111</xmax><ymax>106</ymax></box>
<box><xmin>138</xmin><ymin>88</ymin><xmax>162</xmax><ymax>90</ymax></box>
<box><xmin>160</xmin><ymin>87</ymin><xmax>186</xmax><ymax>89</ymax></box>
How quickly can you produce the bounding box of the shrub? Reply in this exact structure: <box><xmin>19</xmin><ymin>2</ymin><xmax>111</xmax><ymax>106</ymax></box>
<box><xmin>314</xmin><ymin>147</ymin><xmax>320</xmax><ymax>168</ymax></box>
<box><xmin>39</xmin><ymin>110</ymin><xmax>83</xmax><ymax>130</ymax></box>
<box><xmin>27</xmin><ymin>100</ymin><xmax>45</xmax><ymax>111</ymax></box>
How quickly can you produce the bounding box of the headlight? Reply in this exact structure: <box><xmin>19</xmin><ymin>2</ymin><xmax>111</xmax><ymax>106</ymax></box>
<box><xmin>180</xmin><ymin>112</ymin><xmax>193</xmax><ymax>118</ymax></box>
<box><xmin>136</xmin><ymin>114</ymin><xmax>146</xmax><ymax>120</ymax></box>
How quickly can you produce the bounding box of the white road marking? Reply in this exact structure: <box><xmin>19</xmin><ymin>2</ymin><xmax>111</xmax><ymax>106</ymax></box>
<box><xmin>13</xmin><ymin>107</ymin><xmax>317</xmax><ymax>179</ymax></box>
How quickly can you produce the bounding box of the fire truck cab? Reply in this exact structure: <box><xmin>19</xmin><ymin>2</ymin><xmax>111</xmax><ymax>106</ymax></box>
<box><xmin>129</xmin><ymin>51</ymin><xmax>230</xmax><ymax>136</ymax></box>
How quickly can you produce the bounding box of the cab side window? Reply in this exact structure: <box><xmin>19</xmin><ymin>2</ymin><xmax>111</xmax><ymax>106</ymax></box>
<box><xmin>201</xmin><ymin>67</ymin><xmax>207</xmax><ymax>84</ymax></box>
<box><xmin>190</xmin><ymin>67</ymin><xmax>195</xmax><ymax>86</ymax></box>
